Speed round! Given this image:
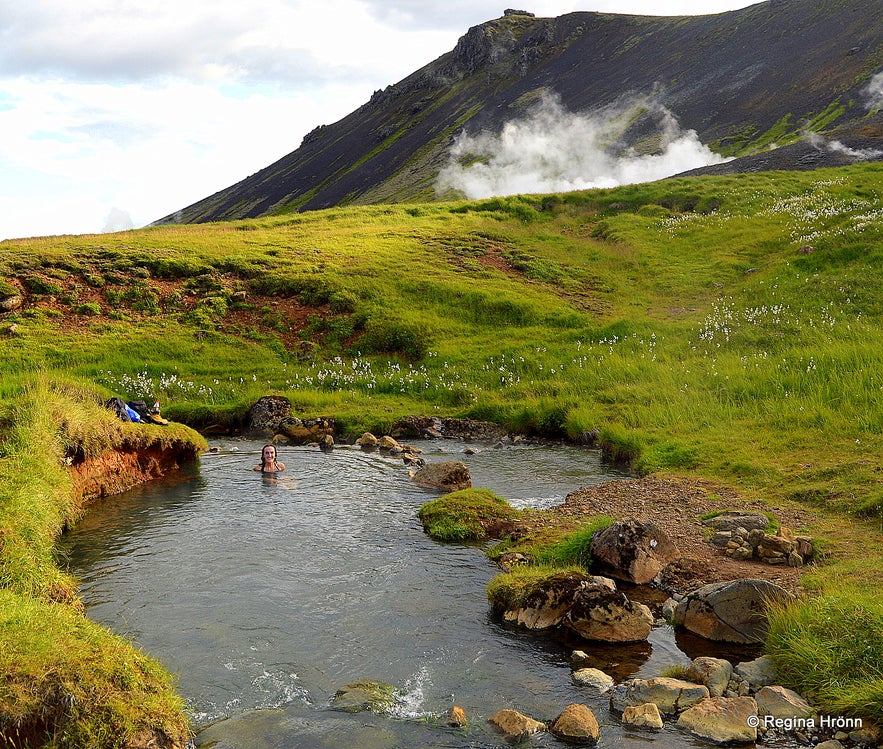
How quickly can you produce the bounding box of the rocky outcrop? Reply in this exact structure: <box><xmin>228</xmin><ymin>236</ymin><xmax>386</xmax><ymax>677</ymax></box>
<box><xmin>710</xmin><ymin>524</ymin><xmax>814</xmax><ymax>566</ymax></box>
<box><xmin>590</xmin><ymin>519</ymin><xmax>676</xmax><ymax>584</ymax></box>
<box><xmin>676</xmin><ymin>696</ymin><xmax>758</xmax><ymax>744</ymax></box>
<box><xmin>548</xmin><ymin>704</ymin><xmax>600</xmax><ymax>745</ymax></box>
<box><xmin>501</xmin><ymin>573</ymin><xmax>652</xmax><ymax>643</ymax></box>
<box><xmin>411</xmin><ymin>461</ymin><xmax>472</xmax><ymax>492</ymax></box>
<box><xmin>671</xmin><ymin>579</ymin><xmax>793</xmax><ymax>643</ymax></box>
<box><xmin>277</xmin><ymin>416</ymin><xmax>335</xmax><ymax>444</ymax></box>
<box><xmin>703</xmin><ymin>511</ymin><xmax>769</xmax><ymax>533</ymax></box>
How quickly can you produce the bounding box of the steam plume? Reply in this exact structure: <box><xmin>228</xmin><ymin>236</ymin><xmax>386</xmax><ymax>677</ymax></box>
<box><xmin>436</xmin><ymin>93</ymin><xmax>729</xmax><ymax>200</ymax></box>
<box><xmin>102</xmin><ymin>207</ymin><xmax>134</xmax><ymax>233</ymax></box>
<box><xmin>865</xmin><ymin>71</ymin><xmax>883</xmax><ymax>110</ymax></box>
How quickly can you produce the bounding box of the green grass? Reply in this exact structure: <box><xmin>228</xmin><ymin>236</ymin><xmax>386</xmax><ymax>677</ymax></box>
<box><xmin>2</xmin><ymin>163</ymin><xmax>883</xmax><ymax>728</ymax></box>
<box><xmin>766</xmin><ymin>591</ymin><xmax>883</xmax><ymax>722</ymax></box>
<box><xmin>0</xmin><ymin>380</ymin><xmax>204</xmax><ymax>746</ymax></box>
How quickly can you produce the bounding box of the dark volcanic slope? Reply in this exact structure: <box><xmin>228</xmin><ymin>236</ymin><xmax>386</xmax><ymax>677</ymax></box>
<box><xmin>158</xmin><ymin>0</ymin><xmax>883</xmax><ymax>225</ymax></box>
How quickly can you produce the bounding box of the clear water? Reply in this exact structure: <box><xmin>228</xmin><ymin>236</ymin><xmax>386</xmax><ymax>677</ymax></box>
<box><xmin>61</xmin><ymin>440</ymin><xmax>758</xmax><ymax>748</ymax></box>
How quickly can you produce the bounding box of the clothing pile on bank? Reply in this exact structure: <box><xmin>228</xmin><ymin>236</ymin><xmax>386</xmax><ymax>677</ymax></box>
<box><xmin>105</xmin><ymin>398</ymin><xmax>169</xmax><ymax>425</ymax></box>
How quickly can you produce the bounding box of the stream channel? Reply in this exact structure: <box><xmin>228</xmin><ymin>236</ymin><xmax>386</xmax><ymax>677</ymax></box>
<box><xmin>62</xmin><ymin>439</ymin><xmax>761</xmax><ymax>748</ymax></box>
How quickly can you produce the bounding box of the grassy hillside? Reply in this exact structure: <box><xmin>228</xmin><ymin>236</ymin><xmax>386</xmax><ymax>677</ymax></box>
<box><xmin>2</xmin><ymin>163</ymin><xmax>883</xmax><ymax>729</ymax></box>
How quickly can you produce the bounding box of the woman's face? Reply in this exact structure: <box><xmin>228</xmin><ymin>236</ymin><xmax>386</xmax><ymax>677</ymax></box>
<box><xmin>262</xmin><ymin>446</ymin><xmax>276</xmax><ymax>461</ymax></box>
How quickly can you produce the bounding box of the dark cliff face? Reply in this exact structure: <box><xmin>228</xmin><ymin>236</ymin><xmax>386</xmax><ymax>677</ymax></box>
<box><xmin>156</xmin><ymin>0</ymin><xmax>883</xmax><ymax>225</ymax></box>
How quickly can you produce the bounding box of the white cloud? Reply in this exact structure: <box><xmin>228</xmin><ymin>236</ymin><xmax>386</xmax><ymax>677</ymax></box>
<box><xmin>436</xmin><ymin>92</ymin><xmax>730</xmax><ymax>199</ymax></box>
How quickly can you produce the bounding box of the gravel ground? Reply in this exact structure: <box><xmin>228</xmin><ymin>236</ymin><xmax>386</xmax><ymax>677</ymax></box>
<box><xmin>547</xmin><ymin>476</ymin><xmax>816</xmax><ymax>595</ymax></box>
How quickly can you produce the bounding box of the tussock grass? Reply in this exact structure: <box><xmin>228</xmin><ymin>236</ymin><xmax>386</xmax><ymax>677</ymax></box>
<box><xmin>418</xmin><ymin>488</ymin><xmax>521</xmax><ymax>542</ymax></box>
<box><xmin>766</xmin><ymin>591</ymin><xmax>883</xmax><ymax>722</ymax></box>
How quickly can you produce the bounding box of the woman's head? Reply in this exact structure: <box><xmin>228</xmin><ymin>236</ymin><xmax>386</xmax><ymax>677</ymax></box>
<box><xmin>261</xmin><ymin>444</ymin><xmax>277</xmax><ymax>466</ymax></box>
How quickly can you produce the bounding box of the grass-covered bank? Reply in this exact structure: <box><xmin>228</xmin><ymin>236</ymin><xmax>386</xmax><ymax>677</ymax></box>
<box><xmin>0</xmin><ymin>381</ymin><xmax>205</xmax><ymax>747</ymax></box>
<box><xmin>1</xmin><ymin>163</ymin><xmax>882</xmax><ymax>728</ymax></box>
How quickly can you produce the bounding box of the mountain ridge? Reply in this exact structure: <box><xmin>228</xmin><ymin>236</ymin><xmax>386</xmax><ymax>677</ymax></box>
<box><xmin>157</xmin><ymin>0</ymin><xmax>883</xmax><ymax>225</ymax></box>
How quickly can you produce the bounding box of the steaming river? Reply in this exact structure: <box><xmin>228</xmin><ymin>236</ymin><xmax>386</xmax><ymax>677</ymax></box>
<box><xmin>61</xmin><ymin>440</ymin><xmax>761</xmax><ymax>748</ymax></box>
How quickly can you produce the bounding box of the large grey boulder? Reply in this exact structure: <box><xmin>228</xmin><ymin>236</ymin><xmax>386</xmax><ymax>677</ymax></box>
<box><xmin>671</xmin><ymin>579</ymin><xmax>793</xmax><ymax>643</ymax></box>
<box><xmin>590</xmin><ymin>519</ymin><xmax>677</xmax><ymax>584</ymax></box>
<box><xmin>411</xmin><ymin>461</ymin><xmax>472</xmax><ymax>492</ymax></box>
<box><xmin>676</xmin><ymin>696</ymin><xmax>758</xmax><ymax>743</ymax></box>
<box><xmin>331</xmin><ymin>679</ymin><xmax>397</xmax><ymax>713</ymax></box>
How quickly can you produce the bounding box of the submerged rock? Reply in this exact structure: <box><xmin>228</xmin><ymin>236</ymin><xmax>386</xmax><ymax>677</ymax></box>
<box><xmin>330</xmin><ymin>679</ymin><xmax>397</xmax><ymax>714</ymax></box>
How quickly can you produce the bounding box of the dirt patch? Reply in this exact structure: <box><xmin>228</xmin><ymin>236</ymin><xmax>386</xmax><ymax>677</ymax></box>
<box><xmin>535</xmin><ymin>477</ymin><xmax>815</xmax><ymax>595</ymax></box>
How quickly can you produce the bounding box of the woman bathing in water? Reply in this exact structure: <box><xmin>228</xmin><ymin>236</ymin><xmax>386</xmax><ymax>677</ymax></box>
<box><xmin>253</xmin><ymin>444</ymin><xmax>286</xmax><ymax>473</ymax></box>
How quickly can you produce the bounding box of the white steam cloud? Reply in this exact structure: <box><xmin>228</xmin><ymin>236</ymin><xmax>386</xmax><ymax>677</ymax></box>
<box><xmin>865</xmin><ymin>71</ymin><xmax>883</xmax><ymax>111</ymax></box>
<box><xmin>436</xmin><ymin>93</ymin><xmax>730</xmax><ymax>200</ymax></box>
<box><xmin>806</xmin><ymin>132</ymin><xmax>883</xmax><ymax>162</ymax></box>
<box><xmin>101</xmin><ymin>207</ymin><xmax>134</xmax><ymax>233</ymax></box>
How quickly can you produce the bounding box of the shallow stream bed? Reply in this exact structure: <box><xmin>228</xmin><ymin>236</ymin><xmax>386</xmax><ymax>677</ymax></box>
<box><xmin>62</xmin><ymin>440</ymin><xmax>764</xmax><ymax>748</ymax></box>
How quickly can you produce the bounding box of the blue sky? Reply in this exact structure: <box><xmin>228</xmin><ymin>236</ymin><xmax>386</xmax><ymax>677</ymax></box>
<box><xmin>0</xmin><ymin>0</ymin><xmax>758</xmax><ymax>240</ymax></box>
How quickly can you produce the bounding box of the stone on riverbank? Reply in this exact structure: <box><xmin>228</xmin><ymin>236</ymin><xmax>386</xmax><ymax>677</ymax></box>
<box><xmin>245</xmin><ymin>395</ymin><xmax>291</xmax><ymax>436</ymax></box>
<box><xmin>610</xmin><ymin>677</ymin><xmax>709</xmax><ymax>715</ymax></box>
<box><xmin>549</xmin><ymin>704</ymin><xmax>600</xmax><ymax>745</ymax></box>
<box><xmin>356</xmin><ymin>432</ymin><xmax>378</xmax><ymax>448</ymax></box>
<box><xmin>488</xmin><ymin>709</ymin><xmax>545</xmax><ymax>741</ymax></box>
<box><xmin>671</xmin><ymin>578</ymin><xmax>793</xmax><ymax>643</ymax></box>
<box><xmin>686</xmin><ymin>657</ymin><xmax>733</xmax><ymax>698</ymax></box>
<box><xmin>755</xmin><ymin>685</ymin><xmax>814</xmax><ymax>720</ymax></box>
<box><xmin>621</xmin><ymin>703</ymin><xmax>664</xmax><ymax>731</ymax></box>
<box><xmin>734</xmin><ymin>655</ymin><xmax>778</xmax><ymax>690</ymax></box>
<box><xmin>676</xmin><ymin>696</ymin><xmax>758</xmax><ymax>744</ymax></box>
<box><xmin>564</xmin><ymin>580</ymin><xmax>654</xmax><ymax>643</ymax></box>
<box><xmin>590</xmin><ymin>519</ymin><xmax>677</xmax><ymax>584</ymax></box>
<box><xmin>412</xmin><ymin>461</ymin><xmax>472</xmax><ymax>492</ymax></box>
